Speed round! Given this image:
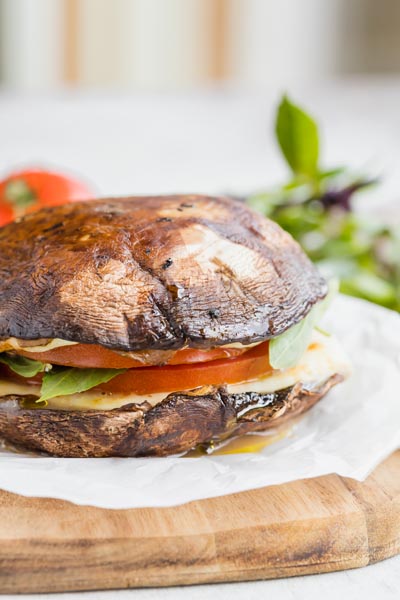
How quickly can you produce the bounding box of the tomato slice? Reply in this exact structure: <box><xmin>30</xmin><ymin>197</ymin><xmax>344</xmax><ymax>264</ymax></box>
<box><xmin>0</xmin><ymin>365</ymin><xmax>42</xmax><ymax>387</ymax></box>
<box><xmin>96</xmin><ymin>341</ymin><xmax>271</xmax><ymax>395</ymax></box>
<box><xmin>168</xmin><ymin>347</ymin><xmax>246</xmax><ymax>365</ymax></box>
<box><xmin>16</xmin><ymin>343</ymin><xmax>247</xmax><ymax>369</ymax></box>
<box><xmin>2</xmin><ymin>341</ymin><xmax>271</xmax><ymax>397</ymax></box>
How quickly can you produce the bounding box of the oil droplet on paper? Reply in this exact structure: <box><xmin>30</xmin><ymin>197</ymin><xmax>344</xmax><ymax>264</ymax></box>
<box><xmin>184</xmin><ymin>426</ymin><xmax>293</xmax><ymax>457</ymax></box>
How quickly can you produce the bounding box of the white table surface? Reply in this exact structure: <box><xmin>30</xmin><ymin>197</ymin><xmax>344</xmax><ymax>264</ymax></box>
<box><xmin>0</xmin><ymin>78</ymin><xmax>399</xmax><ymax>597</ymax></box>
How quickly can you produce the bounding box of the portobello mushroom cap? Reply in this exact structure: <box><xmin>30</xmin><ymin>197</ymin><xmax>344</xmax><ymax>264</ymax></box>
<box><xmin>0</xmin><ymin>195</ymin><xmax>327</xmax><ymax>351</ymax></box>
<box><xmin>0</xmin><ymin>375</ymin><xmax>342</xmax><ymax>457</ymax></box>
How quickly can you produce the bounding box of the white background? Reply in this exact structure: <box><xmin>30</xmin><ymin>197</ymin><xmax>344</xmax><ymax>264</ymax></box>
<box><xmin>2</xmin><ymin>0</ymin><xmax>400</xmax><ymax>91</ymax></box>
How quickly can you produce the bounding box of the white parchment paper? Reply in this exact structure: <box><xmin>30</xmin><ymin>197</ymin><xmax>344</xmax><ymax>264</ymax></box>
<box><xmin>0</xmin><ymin>294</ymin><xmax>398</xmax><ymax>509</ymax></box>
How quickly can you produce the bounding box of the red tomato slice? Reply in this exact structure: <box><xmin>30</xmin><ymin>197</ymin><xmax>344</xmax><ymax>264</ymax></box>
<box><xmin>168</xmin><ymin>347</ymin><xmax>245</xmax><ymax>365</ymax></box>
<box><xmin>2</xmin><ymin>342</ymin><xmax>270</xmax><ymax>397</ymax></box>
<box><xmin>0</xmin><ymin>169</ymin><xmax>93</xmax><ymax>226</ymax></box>
<box><xmin>0</xmin><ymin>365</ymin><xmax>42</xmax><ymax>388</ymax></box>
<box><xmin>16</xmin><ymin>344</ymin><xmax>247</xmax><ymax>369</ymax></box>
<box><xmin>96</xmin><ymin>341</ymin><xmax>271</xmax><ymax>395</ymax></box>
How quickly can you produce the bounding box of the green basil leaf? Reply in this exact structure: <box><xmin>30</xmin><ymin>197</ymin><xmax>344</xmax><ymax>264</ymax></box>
<box><xmin>275</xmin><ymin>95</ymin><xmax>319</xmax><ymax>178</ymax></box>
<box><xmin>39</xmin><ymin>367</ymin><xmax>126</xmax><ymax>403</ymax></box>
<box><xmin>269</xmin><ymin>313</ymin><xmax>315</xmax><ymax>370</ymax></box>
<box><xmin>0</xmin><ymin>353</ymin><xmax>46</xmax><ymax>377</ymax></box>
<box><xmin>269</xmin><ymin>278</ymin><xmax>338</xmax><ymax>369</ymax></box>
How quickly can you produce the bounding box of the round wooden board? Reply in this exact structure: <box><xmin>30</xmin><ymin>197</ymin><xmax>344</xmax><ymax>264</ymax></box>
<box><xmin>0</xmin><ymin>450</ymin><xmax>400</xmax><ymax>594</ymax></box>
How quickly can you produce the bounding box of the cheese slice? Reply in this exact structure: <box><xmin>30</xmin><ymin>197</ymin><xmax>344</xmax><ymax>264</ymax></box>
<box><xmin>0</xmin><ymin>337</ymin><xmax>258</xmax><ymax>355</ymax></box>
<box><xmin>227</xmin><ymin>331</ymin><xmax>351</xmax><ymax>395</ymax></box>
<box><xmin>0</xmin><ymin>381</ymin><xmax>167</xmax><ymax>411</ymax></box>
<box><xmin>0</xmin><ymin>331</ymin><xmax>351</xmax><ymax>411</ymax></box>
<box><xmin>0</xmin><ymin>337</ymin><xmax>77</xmax><ymax>353</ymax></box>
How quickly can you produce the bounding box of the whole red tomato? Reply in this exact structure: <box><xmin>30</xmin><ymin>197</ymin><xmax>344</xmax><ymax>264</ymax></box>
<box><xmin>0</xmin><ymin>169</ymin><xmax>94</xmax><ymax>226</ymax></box>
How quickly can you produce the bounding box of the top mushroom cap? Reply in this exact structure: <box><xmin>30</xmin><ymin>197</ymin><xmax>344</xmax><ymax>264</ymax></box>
<box><xmin>0</xmin><ymin>195</ymin><xmax>327</xmax><ymax>351</ymax></box>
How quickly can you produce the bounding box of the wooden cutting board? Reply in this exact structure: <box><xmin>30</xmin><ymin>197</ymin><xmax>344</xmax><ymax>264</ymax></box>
<box><xmin>0</xmin><ymin>450</ymin><xmax>399</xmax><ymax>594</ymax></box>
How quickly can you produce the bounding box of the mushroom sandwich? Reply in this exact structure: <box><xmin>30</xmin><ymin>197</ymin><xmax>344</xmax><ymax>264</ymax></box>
<box><xmin>0</xmin><ymin>195</ymin><xmax>351</xmax><ymax>456</ymax></box>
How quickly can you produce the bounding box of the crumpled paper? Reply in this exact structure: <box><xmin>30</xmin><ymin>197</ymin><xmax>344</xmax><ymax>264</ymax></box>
<box><xmin>0</xmin><ymin>294</ymin><xmax>398</xmax><ymax>509</ymax></box>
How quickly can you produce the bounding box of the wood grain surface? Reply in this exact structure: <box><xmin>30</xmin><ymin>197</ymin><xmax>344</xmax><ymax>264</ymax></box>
<box><xmin>1</xmin><ymin>450</ymin><xmax>399</xmax><ymax>594</ymax></box>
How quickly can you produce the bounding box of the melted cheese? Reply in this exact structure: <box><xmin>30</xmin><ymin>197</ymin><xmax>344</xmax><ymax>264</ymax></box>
<box><xmin>0</xmin><ymin>338</ymin><xmax>77</xmax><ymax>353</ymax></box>
<box><xmin>227</xmin><ymin>331</ymin><xmax>351</xmax><ymax>395</ymax></box>
<box><xmin>0</xmin><ymin>380</ymin><xmax>167</xmax><ymax>411</ymax></box>
<box><xmin>0</xmin><ymin>337</ymin><xmax>258</xmax><ymax>360</ymax></box>
<box><xmin>0</xmin><ymin>331</ymin><xmax>351</xmax><ymax>411</ymax></box>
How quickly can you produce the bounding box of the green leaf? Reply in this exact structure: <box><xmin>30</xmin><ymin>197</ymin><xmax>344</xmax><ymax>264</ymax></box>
<box><xmin>275</xmin><ymin>95</ymin><xmax>320</xmax><ymax>178</ymax></box>
<box><xmin>39</xmin><ymin>367</ymin><xmax>126</xmax><ymax>403</ymax></box>
<box><xmin>269</xmin><ymin>279</ymin><xmax>338</xmax><ymax>369</ymax></box>
<box><xmin>0</xmin><ymin>353</ymin><xmax>46</xmax><ymax>377</ymax></box>
<box><xmin>269</xmin><ymin>313</ymin><xmax>316</xmax><ymax>370</ymax></box>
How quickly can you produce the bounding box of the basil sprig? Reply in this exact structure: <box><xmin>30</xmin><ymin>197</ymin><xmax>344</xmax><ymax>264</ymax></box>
<box><xmin>248</xmin><ymin>95</ymin><xmax>400</xmax><ymax>312</ymax></box>
<box><xmin>269</xmin><ymin>279</ymin><xmax>338</xmax><ymax>370</ymax></box>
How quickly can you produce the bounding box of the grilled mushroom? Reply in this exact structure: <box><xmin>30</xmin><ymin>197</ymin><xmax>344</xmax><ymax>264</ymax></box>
<box><xmin>0</xmin><ymin>376</ymin><xmax>341</xmax><ymax>457</ymax></box>
<box><xmin>0</xmin><ymin>195</ymin><xmax>327</xmax><ymax>350</ymax></box>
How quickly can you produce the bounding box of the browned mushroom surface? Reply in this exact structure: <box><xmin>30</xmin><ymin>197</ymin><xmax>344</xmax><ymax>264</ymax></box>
<box><xmin>0</xmin><ymin>375</ymin><xmax>342</xmax><ymax>457</ymax></box>
<box><xmin>0</xmin><ymin>195</ymin><xmax>327</xmax><ymax>351</ymax></box>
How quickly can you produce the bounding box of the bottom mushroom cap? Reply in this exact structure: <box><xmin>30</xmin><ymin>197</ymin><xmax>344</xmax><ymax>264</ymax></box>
<box><xmin>0</xmin><ymin>374</ymin><xmax>342</xmax><ymax>457</ymax></box>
